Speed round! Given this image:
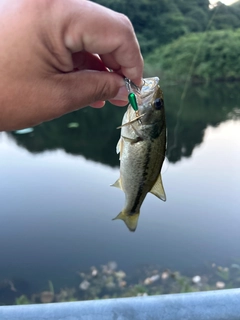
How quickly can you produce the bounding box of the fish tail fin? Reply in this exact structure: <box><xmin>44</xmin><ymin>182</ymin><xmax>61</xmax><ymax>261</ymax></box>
<box><xmin>112</xmin><ymin>211</ymin><xmax>140</xmax><ymax>232</ymax></box>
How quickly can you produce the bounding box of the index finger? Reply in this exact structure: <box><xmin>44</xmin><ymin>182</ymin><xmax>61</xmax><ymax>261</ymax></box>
<box><xmin>61</xmin><ymin>0</ymin><xmax>143</xmax><ymax>85</ymax></box>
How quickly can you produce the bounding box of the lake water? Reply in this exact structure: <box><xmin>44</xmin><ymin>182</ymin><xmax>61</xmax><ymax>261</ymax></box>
<box><xmin>0</xmin><ymin>82</ymin><xmax>240</xmax><ymax>295</ymax></box>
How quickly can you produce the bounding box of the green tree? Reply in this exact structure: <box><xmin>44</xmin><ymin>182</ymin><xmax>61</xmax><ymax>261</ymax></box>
<box><xmin>145</xmin><ymin>29</ymin><xmax>240</xmax><ymax>82</ymax></box>
<box><xmin>92</xmin><ymin>0</ymin><xmax>210</xmax><ymax>54</ymax></box>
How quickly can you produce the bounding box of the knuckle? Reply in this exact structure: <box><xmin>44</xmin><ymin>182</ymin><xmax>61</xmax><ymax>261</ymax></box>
<box><xmin>117</xmin><ymin>13</ymin><xmax>134</xmax><ymax>36</ymax></box>
<box><xmin>118</xmin><ymin>13</ymin><xmax>133</xmax><ymax>28</ymax></box>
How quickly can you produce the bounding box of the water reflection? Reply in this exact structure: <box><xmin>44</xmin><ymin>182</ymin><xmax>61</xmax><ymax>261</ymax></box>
<box><xmin>1</xmin><ymin>82</ymin><xmax>240</xmax><ymax>298</ymax></box>
<box><xmin>8</xmin><ymin>83</ymin><xmax>240</xmax><ymax>166</ymax></box>
<box><xmin>166</xmin><ymin>82</ymin><xmax>240</xmax><ymax>162</ymax></box>
<box><xmin>9</xmin><ymin>106</ymin><xmax>123</xmax><ymax>168</ymax></box>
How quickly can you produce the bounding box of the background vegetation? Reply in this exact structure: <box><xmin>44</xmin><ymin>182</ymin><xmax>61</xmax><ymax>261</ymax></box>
<box><xmin>93</xmin><ymin>0</ymin><xmax>240</xmax><ymax>82</ymax></box>
<box><xmin>2</xmin><ymin>261</ymin><xmax>240</xmax><ymax>305</ymax></box>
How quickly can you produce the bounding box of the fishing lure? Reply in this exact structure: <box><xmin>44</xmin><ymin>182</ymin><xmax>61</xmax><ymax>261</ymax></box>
<box><xmin>124</xmin><ymin>78</ymin><xmax>141</xmax><ymax>118</ymax></box>
<box><xmin>116</xmin><ymin>78</ymin><xmax>145</xmax><ymax>129</ymax></box>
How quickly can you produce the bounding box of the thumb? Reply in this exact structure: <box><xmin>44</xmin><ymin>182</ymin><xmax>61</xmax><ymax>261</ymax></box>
<box><xmin>56</xmin><ymin>70</ymin><xmax>128</xmax><ymax>113</ymax></box>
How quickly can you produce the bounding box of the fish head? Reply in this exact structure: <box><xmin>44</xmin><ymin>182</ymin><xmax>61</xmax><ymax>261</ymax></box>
<box><xmin>136</xmin><ymin>77</ymin><xmax>165</xmax><ymax>126</ymax></box>
<box><xmin>120</xmin><ymin>77</ymin><xmax>165</xmax><ymax>134</ymax></box>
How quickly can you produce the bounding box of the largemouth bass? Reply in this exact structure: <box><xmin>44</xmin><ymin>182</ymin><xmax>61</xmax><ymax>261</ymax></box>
<box><xmin>112</xmin><ymin>77</ymin><xmax>166</xmax><ymax>232</ymax></box>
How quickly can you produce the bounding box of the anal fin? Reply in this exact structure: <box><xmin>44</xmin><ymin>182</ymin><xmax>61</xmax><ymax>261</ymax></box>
<box><xmin>150</xmin><ymin>174</ymin><xmax>166</xmax><ymax>201</ymax></box>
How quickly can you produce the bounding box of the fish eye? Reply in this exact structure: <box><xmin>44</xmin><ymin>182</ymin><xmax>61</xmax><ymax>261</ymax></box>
<box><xmin>154</xmin><ymin>98</ymin><xmax>164</xmax><ymax>110</ymax></box>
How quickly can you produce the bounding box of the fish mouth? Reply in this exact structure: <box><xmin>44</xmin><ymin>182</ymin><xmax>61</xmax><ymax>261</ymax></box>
<box><xmin>135</xmin><ymin>77</ymin><xmax>160</xmax><ymax>111</ymax></box>
<box><xmin>140</xmin><ymin>77</ymin><xmax>160</xmax><ymax>98</ymax></box>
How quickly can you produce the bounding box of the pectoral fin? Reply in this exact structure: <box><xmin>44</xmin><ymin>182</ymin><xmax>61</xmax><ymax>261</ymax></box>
<box><xmin>116</xmin><ymin>137</ymin><xmax>124</xmax><ymax>160</ymax></box>
<box><xmin>110</xmin><ymin>178</ymin><xmax>123</xmax><ymax>190</ymax></box>
<box><xmin>150</xmin><ymin>174</ymin><xmax>166</xmax><ymax>201</ymax></box>
<box><xmin>116</xmin><ymin>135</ymin><xmax>138</xmax><ymax>156</ymax></box>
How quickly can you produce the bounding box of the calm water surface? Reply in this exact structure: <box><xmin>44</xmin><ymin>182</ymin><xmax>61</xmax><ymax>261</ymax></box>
<box><xmin>0</xmin><ymin>83</ymin><xmax>240</xmax><ymax>293</ymax></box>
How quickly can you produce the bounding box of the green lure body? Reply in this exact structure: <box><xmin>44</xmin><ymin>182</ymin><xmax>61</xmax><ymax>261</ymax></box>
<box><xmin>128</xmin><ymin>92</ymin><xmax>138</xmax><ymax>112</ymax></box>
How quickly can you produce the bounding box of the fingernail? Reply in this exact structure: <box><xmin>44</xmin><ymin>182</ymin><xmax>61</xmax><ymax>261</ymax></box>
<box><xmin>132</xmin><ymin>77</ymin><xmax>143</xmax><ymax>87</ymax></box>
<box><xmin>112</xmin><ymin>86</ymin><xmax>128</xmax><ymax>101</ymax></box>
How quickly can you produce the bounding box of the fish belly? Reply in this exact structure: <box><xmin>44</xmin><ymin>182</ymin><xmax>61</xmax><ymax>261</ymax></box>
<box><xmin>120</xmin><ymin>136</ymin><xmax>163</xmax><ymax>214</ymax></box>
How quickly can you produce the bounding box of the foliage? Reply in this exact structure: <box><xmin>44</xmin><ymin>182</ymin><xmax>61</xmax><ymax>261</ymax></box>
<box><xmin>91</xmin><ymin>0</ymin><xmax>240</xmax><ymax>81</ymax></box>
<box><xmin>3</xmin><ymin>261</ymin><xmax>240</xmax><ymax>305</ymax></box>
<box><xmin>15</xmin><ymin>295</ymin><xmax>30</xmax><ymax>305</ymax></box>
<box><xmin>210</xmin><ymin>2</ymin><xmax>240</xmax><ymax>30</ymax></box>
<box><xmin>92</xmin><ymin>0</ymin><xmax>210</xmax><ymax>54</ymax></box>
<box><xmin>145</xmin><ymin>29</ymin><xmax>240</xmax><ymax>82</ymax></box>
<box><xmin>92</xmin><ymin>0</ymin><xmax>240</xmax><ymax>56</ymax></box>
<box><xmin>48</xmin><ymin>281</ymin><xmax>54</xmax><ymax>294</ymax></box>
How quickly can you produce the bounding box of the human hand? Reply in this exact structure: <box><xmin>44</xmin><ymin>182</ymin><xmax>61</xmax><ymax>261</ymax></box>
<box><xmin>0</xmin><ymin>0</ymin><xmax>143</xmax><ymax>131</ymax></box>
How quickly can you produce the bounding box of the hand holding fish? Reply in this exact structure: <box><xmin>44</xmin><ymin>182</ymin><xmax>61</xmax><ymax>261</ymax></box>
<box><xmin>0</xmin><ymin>0</ymin><xmax>143</xmax><ymax>131</ymax></box>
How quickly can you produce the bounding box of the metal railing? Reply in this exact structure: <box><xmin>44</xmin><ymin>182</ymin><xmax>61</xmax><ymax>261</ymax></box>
<box><xmin>1</xmin><ymin>288</ymin><xmax>240</xmax><ymax>320</ymax></box>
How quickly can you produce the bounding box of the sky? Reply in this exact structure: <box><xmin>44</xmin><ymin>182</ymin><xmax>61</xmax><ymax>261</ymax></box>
<box><xmin>210</xmin><ymin>0</ymin><xmax>238</xmax><ymax>4</ymax></box>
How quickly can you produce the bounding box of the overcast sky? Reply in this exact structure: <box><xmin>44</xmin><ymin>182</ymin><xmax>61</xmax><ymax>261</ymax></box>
<box><xmin>210</xmin><ymin>0</ymin><xmax>238</xmax><ymax>5</ymax></box>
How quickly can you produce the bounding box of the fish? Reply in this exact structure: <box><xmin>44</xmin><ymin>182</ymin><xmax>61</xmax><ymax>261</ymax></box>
<box><xmin>111</xmin><ymin>77</ymin><xmax>166</xmax><ymax>232</ymax></box>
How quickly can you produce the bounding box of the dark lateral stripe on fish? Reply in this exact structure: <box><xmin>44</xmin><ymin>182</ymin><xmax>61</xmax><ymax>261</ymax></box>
<box><xmin>130</xmin><ymin>143</ymin><xmax>152</xmax><ymax>214</ymax></box>
<box><xmin>151</xmin><ymin>117</ymin><xmax>165</xmax><ymax>141</ymax></box>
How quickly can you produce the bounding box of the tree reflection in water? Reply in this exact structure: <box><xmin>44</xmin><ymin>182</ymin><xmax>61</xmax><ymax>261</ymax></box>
<box><xmin>8</xmin><ymin>82</ymin><xmax>240</xmax><ymax>167</ymax></box>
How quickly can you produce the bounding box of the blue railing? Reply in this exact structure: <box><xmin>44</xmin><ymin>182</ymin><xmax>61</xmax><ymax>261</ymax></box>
<box><xmin>1</xmin><ymin>289</ymin><xmax>240</xmax><ymax>320</ymax></box>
